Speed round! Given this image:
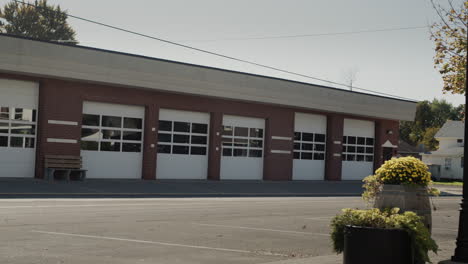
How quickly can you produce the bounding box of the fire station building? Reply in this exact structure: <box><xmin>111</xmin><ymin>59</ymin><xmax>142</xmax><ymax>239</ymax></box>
<box><xmin>0</xmin><ymin>34</ymin><xmax>416</xmax><ymax>181</ymax></box>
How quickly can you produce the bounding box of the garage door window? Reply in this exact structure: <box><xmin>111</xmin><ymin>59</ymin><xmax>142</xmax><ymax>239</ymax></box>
<box><xmin>221</xmin><ymin>126</ymin><xmax>263</xmax><ymax>158</ymax></box>
<box><xmin>0</xmin><ymin>107</ymin><xmax>36</xmax><ymax>148</ymax></box>
<box><xmin>293</xmin><ymin>132</ymin><xmax>326</xmax><ymax>160</ymax></box>
<box><xmin>157</xmin><ymin>120</ymin><xmax>208</xmax><ymax>155</ymax></box>
<box><xmin>81</xmin><ymin>114</ymin><xmax>143</xmax><ymax>152</ymax></box>
<box><xmin>342</xmin><ymin>136</ymin><xmax>374</xmax><ymax>162</ymax></box>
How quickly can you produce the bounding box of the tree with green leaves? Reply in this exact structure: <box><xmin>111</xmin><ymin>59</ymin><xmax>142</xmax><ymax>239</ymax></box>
<box><xmin>421</xmin><ymin>127</ymin><xmax>441</xmax><ymax>150</ymax></box>
<box><xmin>431</xmin><ymin>98</ymin><xmax>461</xmax><ymax>126</ymax></box>
<box><xmin>399</xmin><ymin>99</ymin><xmax>463</xmax><ymax>150</ymax></box>
<box><xmin>430</xmin><ymin>0</ymin><xmax>467</xmax><ymax>95</ymax></box>
<box><xmin>451</xmin><ymin>103</ymin><xmax>465</xmax><ymax>119</ymax></box>
<box><xmin>0</xmin><ymin>0</ymin><xmax>77</xmax><ymax>44</ymax></box>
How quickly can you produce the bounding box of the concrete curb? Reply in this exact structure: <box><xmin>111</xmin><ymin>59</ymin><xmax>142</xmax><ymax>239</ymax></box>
<box><xmin>0</xmin><ymin>192</ymin><xmax>363</xmax><ymax>198</ymax></box>
<box><xmin>263</xmin><ymin>254</ymin><xmax>341</xmax><ymax>264</ymax></box>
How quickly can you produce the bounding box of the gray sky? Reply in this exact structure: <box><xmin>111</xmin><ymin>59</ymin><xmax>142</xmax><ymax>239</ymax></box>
<box><xmin>2</xmin><ymin>0</ymin><xmax>465</xmax><ymax>105</ymax></box>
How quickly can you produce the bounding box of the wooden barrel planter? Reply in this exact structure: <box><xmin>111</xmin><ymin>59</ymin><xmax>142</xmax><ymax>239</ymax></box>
<box><xmin>343</xmin><ymin>225</ymin><xmax>413</xmax><ymax>264</ymax></box>
<box><xmin>374</xmin><ymin>184</ymin><xmax>432</xmax><ymax>232</ymax></box>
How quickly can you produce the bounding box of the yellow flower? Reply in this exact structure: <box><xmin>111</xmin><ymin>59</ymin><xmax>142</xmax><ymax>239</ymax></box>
<box><xmin>375</xmin><ymin>156</ymin><xmax>430</xmax><ymax>185</ymax></box>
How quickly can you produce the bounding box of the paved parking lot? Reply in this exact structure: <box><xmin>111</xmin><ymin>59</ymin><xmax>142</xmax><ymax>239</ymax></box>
<box><xmin>0</xmin><ymin>197</ymin><xmax>461</xmax><ymax>264</ymax></box>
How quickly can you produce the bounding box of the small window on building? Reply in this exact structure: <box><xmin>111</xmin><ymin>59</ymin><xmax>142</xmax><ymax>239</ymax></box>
<box><xmin>222</xmin><ymin>126</ymin><xmax>233</xmax><ymax>136</ymax></box>
<box><xmin>82</xmin><ymin>114</ymin><xmax>100</xmax><ymax>126</ymax></box>
<box><xmin>342</xmin><ymin>135</ymin><xmax>374</xmax><ymax>162</ymax></box>
<box><xmin>157</xmin><ymin>144</ymin><xmax>171</xmax><ymax>154</ymax></box>
<box><xmin>158</xmin><ymin>120</ymin><xmax>172</xmax><ymax>131</ymax></box>
<box><xmin>190</xmin><ymin>146</ymin><xmax>207</xmax><ymax>155</ymax></box>
<box><xmin>234</xmin><ymin>127</ymin><xmax>248</xmax><ymax>137</ymax></box>
<box><xmin>13</xmin><ymin>108</ymin><xmax>36</xmax><ymax>122</ymax></box>
<box><xmin>233</xmin><ymin>148</ymin><xmax>248</xmax><ymax>157</ymax></box>
<box><xmin>173</xmin><ymin>145</ymin><xmax>189</xmax><ymax>155</ymax></box>
<box><xmin>0</xmin><ymin>122</ymin><xmax>8</xmax><ymax>133</ymax></box>
<box><xmin>192</xmin><ymin>123</ymin><xmax>208</xmax><ymax>134</ymax></box>
<box><xmin>0</xmin><ymin>107</ymin><xmax>37</xmax><ymax>149</ymax></box>
<box><xmin>249</xmin><ymin>128</ymin><xmax>263</xmax><ymax>138</ymax></box>
<box><xmin>249</xmin><ymin>149</ymin><xmax>262</xmax><ymax>158</ymax></box>
<box><xmin>293</xmin><ymin>132</ymin><xmax>326</xmax><ymax>160</ymax></box>
<box><xmin>461</xmin><ymin>157</ymin><xmax>464</xmax><ymax>168</ymax></box>
<box><xmin>0</xmin><ymin>136</ymin><xmax>7</xmax><ymax>147</ymax></box>
<box><xmin>124</xmin><ymin>117</ymin><xmax>142</xmax><ymax>129</ymax></box>
<box><xmin>0</xmin><ymin>107</ymin><xmax>9</xmax><ymax>120</ymax></box>
<box><xmin>157</xmin><ymin>119</ymin><xmax>209</xmax><ymax>156</ymax></box>
<box><xmin>174</xmin><ymin>122</ymin><xmax>190</xmax><ymax>133</ymax></box>
<box><xmin>10</xmin><ymin>137</ymin><xmax>23</xmax><ymax>148</ymax></box>
<box><xmin>122</xmin><ymin>143</ymin><xmax>141</xmax><ymax>153</ymax></box>
<box><xmin>102</xmin><ymin>116</ymin><xmax>122</xmax><ymax>128</ymax></box>
<box><xmin>458</xmin><ymin>139</ymin><xmax>463</xmax><ymax>144</ymax></box>
<box><xmin>81</xmin><ymin>114</ymin><xmax>143</xmax><ymax>153</ymax></box>
<box><xmin>222</xmin><ymin>125</ymin><xmax>263</xmax><ymax>158</ymax></box>
<box><xmin>445</xmin><ymin>158</ymin><xmax>452</xmax><ymax>169</ymax></box>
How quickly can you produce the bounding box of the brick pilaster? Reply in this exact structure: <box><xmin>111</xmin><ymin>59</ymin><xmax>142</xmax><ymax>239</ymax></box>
<box><xmin>325</xmin><ymin>114</ymin><xmax>344</xmax><ymax>181</ymax></box>
<box><xmin>208</xmin><ymin>112</ymin><xmax>222</xmax><ymax>180</ymax></box>
<box><xmin>142</xmin><ymin>104</ymin><xmax>158</xmax><ymax>180</ymax></box>
<box><xmin>35</xmin><ymin>80</ymin><xmax>82</xmax><ymax>179</ymax></box>
<box><xmin>263</xmin><ymin>111</ymin><xmax>294</xmax><ymax>181</ymax></box>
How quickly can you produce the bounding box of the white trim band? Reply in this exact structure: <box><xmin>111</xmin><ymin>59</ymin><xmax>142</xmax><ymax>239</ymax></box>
<box><xmin>48</xmin><ymin>120</ymin><xmax>78</xmax><ymax>126</ymax></box>
<box><xmin>271</xmin><ymin>150</ymin><xmax>291</xmax><ymax>154</ymax></box>
<box><xmin>271</xmin><ymin>136</ymin><xmax>292</xmax><ymax>141</ymax></box>
<box><xmin>47</xmin><ymin>138</ymin><xmax>77</xmax><ymax>144</ymax></box>
<box><xmin>333</xmin><ymin>153</ymin><xmax>341</xmax><ymax>157</ymax></box>
<box><xmin>333</xmin><ymin>141</ymin><xmax>341</xmax><ymax>144</ymax></box>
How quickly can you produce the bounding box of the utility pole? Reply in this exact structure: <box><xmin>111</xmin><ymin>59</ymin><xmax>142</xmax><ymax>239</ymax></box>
<box><xmin>450</xmin><ymin>46</ymin><xmax>468</xmax><ymax>263</ymax></box>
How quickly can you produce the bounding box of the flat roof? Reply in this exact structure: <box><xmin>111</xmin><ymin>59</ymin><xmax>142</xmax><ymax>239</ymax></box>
<box><xmin>0</xmin><ymin>33</ymin><xmax>417</xmax><ymax>103</ymax></box>
<box><xmin>0</xmin><ymin>34</ymin><xmax>418</xmax><ymax>121</ymax></box>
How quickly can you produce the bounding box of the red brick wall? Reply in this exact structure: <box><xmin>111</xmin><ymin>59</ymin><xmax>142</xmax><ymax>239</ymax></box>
<box><xmin>142</xmin><ymin>104</ymin><xmax>158</xmax><ymax>180</ymax></box>
<box><xmin>0</xmin><ymin>72</ymin><xmax>400</xmax><ymax>181</ymax></box>
<box><xmin>374</xmin><ymin>119</ymin><xmax>400</xmax><ymax>171</ymax></box>
<box><xmin>207</xmin><ymin>112</ymin><xmax>222</xmax><ymax>180</ymax></box>
<box><xmin>325</xmin><ymin>114</ymin><xmax>344</xmax><ymax>181</ymax></box>
<box><xmin>263</xmin><ymin>111</ymin><xmax>295</xmax><ymax>181</ymax></box>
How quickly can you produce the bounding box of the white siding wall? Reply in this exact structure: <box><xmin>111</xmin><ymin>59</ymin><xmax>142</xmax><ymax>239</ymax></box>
<box><xmin>422</xmin><ymin>155</ymin><xmax>463</xmax><ymax>180</ymax></box>
<box><xmin>438</xmin><ymin>138</ymin><xmax>462</xmax><ymax>149</ymax></box>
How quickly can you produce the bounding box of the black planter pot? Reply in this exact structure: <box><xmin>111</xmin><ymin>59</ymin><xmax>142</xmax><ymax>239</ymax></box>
<box><xmin>343</xmin><ymin>225</ymin><xmax>414</xmax><ymax>264</ymax></box>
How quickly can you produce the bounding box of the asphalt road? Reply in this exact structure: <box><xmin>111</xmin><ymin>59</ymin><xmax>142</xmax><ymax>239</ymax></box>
<box><xmin>0</xmin><ymin>197</ymin><xmax>461</xmax><ymax>264</ymax></box>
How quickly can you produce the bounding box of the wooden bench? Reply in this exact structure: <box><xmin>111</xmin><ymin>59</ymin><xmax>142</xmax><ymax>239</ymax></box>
<box><xmin>44</xmin><ymin>155</ymin><xmax>87</xmax><ymax>181</ymax></box>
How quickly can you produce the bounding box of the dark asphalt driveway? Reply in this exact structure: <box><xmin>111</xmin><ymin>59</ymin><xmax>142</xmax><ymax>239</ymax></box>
<box><xmin>0</xmin><ymin>178</ymin><xmax>461</xmax><ymax>198</ymax></box>
<box><xmin>0</xmin><ymin>178</ymin><xmax>365</xmax><ymax>198</ymax></box>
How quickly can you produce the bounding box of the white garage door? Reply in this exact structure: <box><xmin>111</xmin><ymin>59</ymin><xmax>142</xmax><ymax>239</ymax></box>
<box><xmin>293</xmin><ymin>113</ymin><xmax>327</xmax><ymax>180</ymax></box>
<box><xmin>0</xmin><ymin>79</ymin><xmax>38</xmax><ymax>178</ymax></box>
<box><xmin>342</xmin><ymin>119</ymin><xmax>375</xmax><ymax>180</ymax></box>
<box><xmin>220</xmin><ymin>115</ymin><xmax>264</xmax><ymax>180</ymax></box>
<box><xmin>156</xmin><ymin>109</ymin><xmax>209</xmax><ymax>179</ymax></box>
<box><xmin>81</xmin><ymin>102</ymin><xmax>144</xmax><ymax>179</ymax></box>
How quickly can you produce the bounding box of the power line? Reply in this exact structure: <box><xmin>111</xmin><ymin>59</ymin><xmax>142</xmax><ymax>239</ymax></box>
<box><xmin>177</xmin><ymin>26</ymin><xmax>429</xmax><ymax>42</ymax></box>
<box><xmin>13</xmin><ymin>0</ymin><xmax>416</xmax><ymax>101</ymax></box>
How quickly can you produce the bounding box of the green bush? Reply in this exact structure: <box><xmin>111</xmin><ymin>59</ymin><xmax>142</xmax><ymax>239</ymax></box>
<box><xmin>330</xmin><ymin>208</ymin><xmax>438</xmax><ymax>263</ymax></box>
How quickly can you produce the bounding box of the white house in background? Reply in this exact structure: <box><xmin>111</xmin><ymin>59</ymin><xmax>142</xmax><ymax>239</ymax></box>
<box><xmin>421</xmin><ymin>120</ymin><xmax>464</xmax><ymax>180</ymax></box>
